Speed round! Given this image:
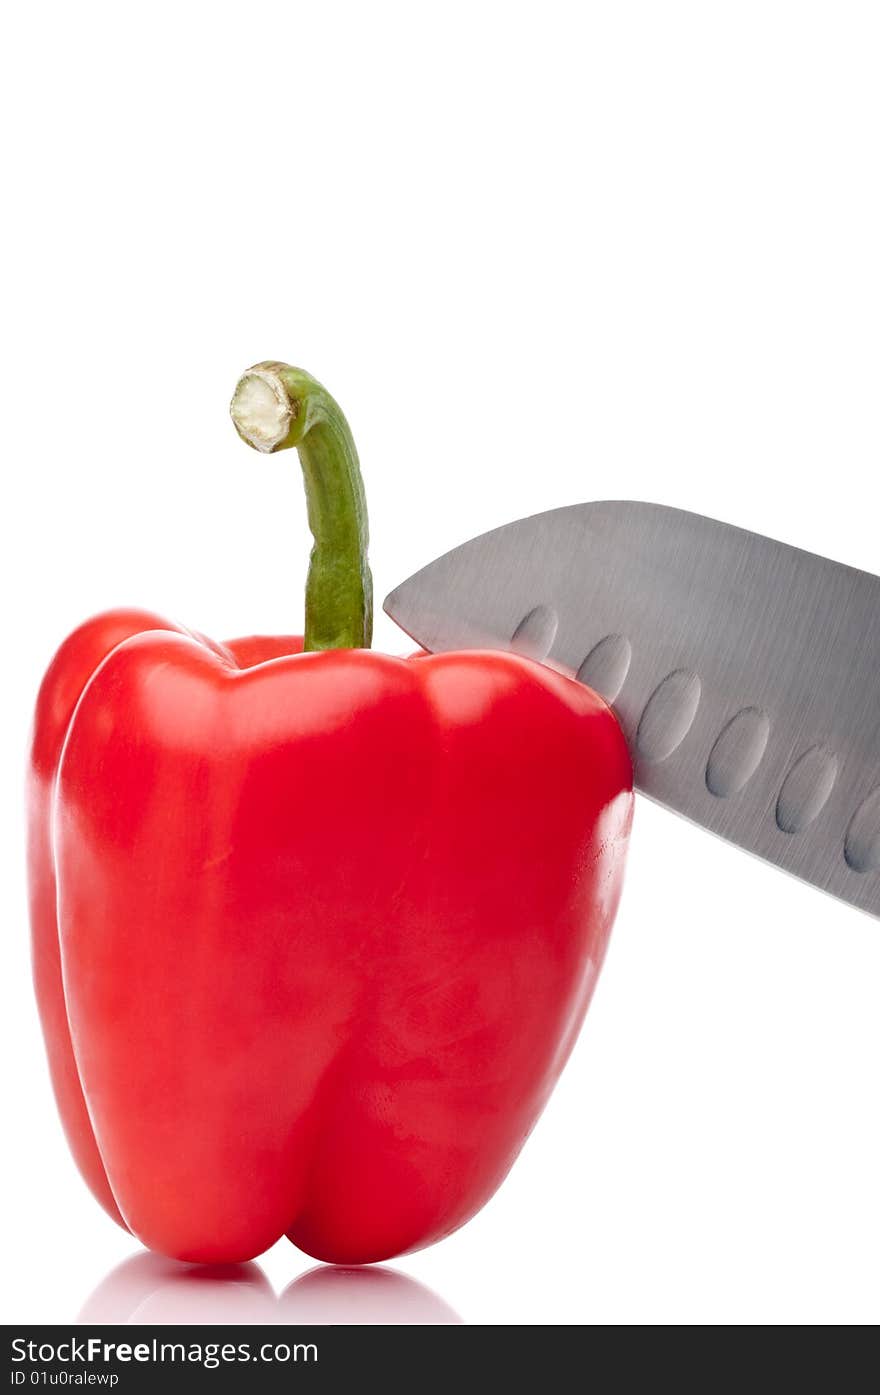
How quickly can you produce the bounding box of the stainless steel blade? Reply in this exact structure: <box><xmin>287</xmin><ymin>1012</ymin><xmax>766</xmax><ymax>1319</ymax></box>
<box><xmin>384</xmin><ymin>502</ymin><xmax>880</xmax><ymax>918</ymax></box>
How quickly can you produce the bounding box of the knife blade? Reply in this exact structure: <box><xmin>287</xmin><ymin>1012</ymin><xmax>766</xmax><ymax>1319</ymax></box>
<box><xmin>384</xmin><ymin>502</ymin><xmax>880</xmax><ymax>919</ymax></box>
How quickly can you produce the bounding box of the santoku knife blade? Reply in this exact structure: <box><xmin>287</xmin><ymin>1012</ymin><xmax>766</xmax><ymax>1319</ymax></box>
<box><xmin>384</xmin><ymin>502</ymin><xmax>880</xmax><ymax>918</ymax></box>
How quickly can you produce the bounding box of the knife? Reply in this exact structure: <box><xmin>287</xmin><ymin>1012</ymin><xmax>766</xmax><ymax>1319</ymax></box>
<box><xmin>384</xmin><ymin>501</ymin><xmax>880</xmax><ymax>919</ymax></box>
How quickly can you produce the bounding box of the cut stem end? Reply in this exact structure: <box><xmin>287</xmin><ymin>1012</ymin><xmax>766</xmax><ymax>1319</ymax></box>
<box><xmin>230</xmin><ymin>368</ymin><xmax>296</xmax><ymax>454</ymax></box>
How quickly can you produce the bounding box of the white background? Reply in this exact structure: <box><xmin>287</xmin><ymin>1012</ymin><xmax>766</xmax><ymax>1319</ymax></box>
<box><xmin>3</xmin><ymin>1</ymin><xmax>879</xmax><ymax>1325</ymax></box>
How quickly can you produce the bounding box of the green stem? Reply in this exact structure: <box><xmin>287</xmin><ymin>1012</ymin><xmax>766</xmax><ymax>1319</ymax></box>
<box><xmin>230</xmin><ymin>362</ymin><xmax>372</xmax><ymax>651</ymax></box>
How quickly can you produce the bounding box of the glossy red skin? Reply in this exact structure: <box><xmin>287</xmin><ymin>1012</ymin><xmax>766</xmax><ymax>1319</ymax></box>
<box><xmin>28</xmin><ymin>610</ymin><xmax>632</xmax><ymax>1265</ymax></box>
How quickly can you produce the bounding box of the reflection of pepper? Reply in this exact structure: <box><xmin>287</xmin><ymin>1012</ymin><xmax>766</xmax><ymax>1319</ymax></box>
<box><xmin>28</xmin><ymin>363</ymin><xmax>633</xmax><ymax>1265</ymax></box>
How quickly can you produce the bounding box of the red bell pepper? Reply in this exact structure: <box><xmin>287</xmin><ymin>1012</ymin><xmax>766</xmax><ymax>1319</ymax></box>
<box><xmin>28</xmin><ymin>363</ymin><xmax>632</xmax><ymax>1265</ymax></box>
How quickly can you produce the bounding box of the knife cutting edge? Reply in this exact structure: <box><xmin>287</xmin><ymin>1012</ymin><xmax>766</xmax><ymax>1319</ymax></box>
<box><xmin>384</xmin><ymin>501</ymin><xmax>880</xmax><ymax>919</ymax></box>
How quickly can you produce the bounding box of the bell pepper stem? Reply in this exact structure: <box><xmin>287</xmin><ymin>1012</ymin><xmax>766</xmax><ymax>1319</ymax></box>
<box><xmin>229</xmin><ymin>362</ymin><xmax>373</xmax><ymax>651</ymax></box>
